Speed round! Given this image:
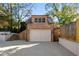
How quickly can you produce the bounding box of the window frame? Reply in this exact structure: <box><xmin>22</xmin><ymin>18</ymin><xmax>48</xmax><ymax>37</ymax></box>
<box><xmin>34</xmin><ymin>18</ymin><xmax>46</xmax><ymax>23</ymax></box>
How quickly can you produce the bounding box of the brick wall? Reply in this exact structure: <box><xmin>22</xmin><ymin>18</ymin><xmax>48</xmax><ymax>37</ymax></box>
<box><xmin>18</xmin><ymin>30</ymin><xmax>27</xmax><ymax>40</ymax></box>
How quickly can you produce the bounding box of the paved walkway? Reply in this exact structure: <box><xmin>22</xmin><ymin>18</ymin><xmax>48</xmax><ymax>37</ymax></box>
<box><xmin>0</xmin><ymin>40</ymin><xmax>75</xmax><ymax>56</ymax></box>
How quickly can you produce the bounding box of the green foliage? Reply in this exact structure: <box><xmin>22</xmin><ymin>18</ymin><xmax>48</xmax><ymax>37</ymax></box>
<box><xmin>0</xmin><ymin>3</ymin><xmax>33</xmax><ymax>32</ymax></box>
<box><xmin>0</xmin><ymin>6</ymin><xmax>12</xmax><ymax>20</ymax></box>
<box><xmin>45</xmin><ymin>3</ymin><xmax>78</xmax><ymax>25</ymax></box>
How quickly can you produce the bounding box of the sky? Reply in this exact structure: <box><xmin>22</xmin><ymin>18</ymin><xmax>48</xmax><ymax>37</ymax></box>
<box><xmin>31</xmin><ymin>3</ymin><xmax>59</xmax><ymax>22</ymax></box>
<box><xmin>31</xmin><ymin>3</ymin><xmax>79</xmax><ymax>15</ymax></box>
<box><xmin>24</xmin><ymin>3</ymin><xmax>59</xmax><ymax>22</ymax></box>
<box><xmin>31</xmin><ymin>3</ymin><xmax>79</xmax><ymax>23</ymax></box>
<box><xmin>32</xmin><ymin>3</ymin><xmax>47</xmax><ymax>15</ymax></box>
<box><xmin>23</xmin><ymin>3</ymin><xmax>48</xmax><ymax>21</ymax></box>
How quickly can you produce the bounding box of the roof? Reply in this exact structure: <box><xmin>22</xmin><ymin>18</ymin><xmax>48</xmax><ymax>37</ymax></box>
<box><xmin>31</xmin><ymin>15</ymin><xmax>48</xmax><ymax>16</ymax></box>
<box><xmin>31</xmin><ymin>15</ymin><xmax>48</xmax><ymax>19</ymax></box>
<box><xmin>26</xmin><ymin>15</ymin><xmax>53</xmax><ymax>24</ymax></box>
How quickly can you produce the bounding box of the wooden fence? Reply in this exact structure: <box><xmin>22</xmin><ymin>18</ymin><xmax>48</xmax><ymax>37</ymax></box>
<box><xmin>18</xmin><ymin>30</ymin><xmax>27</xmax><ymax>40</ymax></box>
<box><xmin>60</xmin><ymin>19</ymin><xmax>79</xmax><ymax>43</ymax></box>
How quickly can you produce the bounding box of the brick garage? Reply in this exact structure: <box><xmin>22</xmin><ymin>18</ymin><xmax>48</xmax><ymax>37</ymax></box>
<box><xmin>8</xmin><ymin>15</ymin><xmax>60</xmax><ymax>42</ymax></box>
<box><xmin>26</xmin><ymin>15</ymin><xmax>52</xmax><ymax>42</ymax></box>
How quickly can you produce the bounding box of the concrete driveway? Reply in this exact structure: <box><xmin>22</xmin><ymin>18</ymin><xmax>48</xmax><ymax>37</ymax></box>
<box><xmin>0</xmin><ymin>40</ymin><xmax>75</xmax><ymax>56</ymax></box>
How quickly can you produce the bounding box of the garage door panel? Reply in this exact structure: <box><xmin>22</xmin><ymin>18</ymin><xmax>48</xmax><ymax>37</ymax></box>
<box><xmin>30</xmin><ymin>30</ymin><xmax>40</xmax><ymax>41</ymax></box>
<box><xmin>30</xmin><ymin>29</ymin><xmax>51</xmax><ymax>41</ymax></box>
<box><xmin>40</xmin><ymin>30</ymin><xmax>51</xmax><ymax>41</ymax></box>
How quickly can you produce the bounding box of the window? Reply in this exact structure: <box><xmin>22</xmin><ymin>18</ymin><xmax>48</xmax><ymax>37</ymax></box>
<box><xmin>34</xmin><ymin>18</ymin><xmax>46</xmax><ymax>23</ymax></box>
<box><xmin>35</xmin><ymin>18</ymin><xmax>38</xmax><ymax>22</ymax></box>
<box><xmin>39</xmin><ymin>18</ymin><xmax>41</xmax><ymax>23</ymax></box>
<box><xmin>42</xmin><ymin>18</ymin><xmax>45</xmax><ymax>23</ymax></box>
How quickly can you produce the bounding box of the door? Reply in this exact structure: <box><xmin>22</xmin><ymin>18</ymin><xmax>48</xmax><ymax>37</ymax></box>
<box><xmin>30</xmin><ymin>29</ymin><xmax>51</xmax><ymax>41</ymax></box>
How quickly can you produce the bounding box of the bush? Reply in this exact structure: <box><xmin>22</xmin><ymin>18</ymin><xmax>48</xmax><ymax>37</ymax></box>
<box><xmin>0</xmin><ymin>27</ymin><xmax>10</xmax><ymax>31</ymax></box>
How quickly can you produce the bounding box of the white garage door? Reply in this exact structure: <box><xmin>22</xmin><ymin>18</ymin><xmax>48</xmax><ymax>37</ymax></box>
<box><xmin>30</xmin><ymin>29</ymin><xmax>51</xmax><ymax>41</ymax></box>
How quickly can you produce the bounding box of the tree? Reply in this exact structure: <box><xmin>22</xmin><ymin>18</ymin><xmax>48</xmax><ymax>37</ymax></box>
<box><xmin>0</xmin><ymin>3</ymin><xmax>33</xmax><ymax>32</ymax></box>
<box><xmin>12</xmin><ymin>3</ymin><xmax>33</xmax><ymax>30</ymax></box>
<box><xmin>0</xmin><ymin>5</ymin><xmax>12</xmax><ymax>31</ymax></box>
<box><xmin>45</xmin><ymin>3</ymin><xmax>79</xmax><ymax>25</ymax></box>
<box><xmin>0</xmin><ymin>3</ymin><xmax>17</xmax><ymax>31</ymax></box>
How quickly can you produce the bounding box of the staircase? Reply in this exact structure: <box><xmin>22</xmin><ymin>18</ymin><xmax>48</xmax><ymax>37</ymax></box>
<box><xmin>6</xmin><ymin>30</ymin><xmax>27</xmax><ymax>41</ymax></box>
<box><xmin>6</xmin><ymin>33</ymin><xmax>19</xmax><ymax>41</ymax></box>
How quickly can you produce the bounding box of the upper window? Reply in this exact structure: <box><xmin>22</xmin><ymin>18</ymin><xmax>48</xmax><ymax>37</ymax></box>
<box><xmin>35</xmin><ymin>18</ymin><xmax>38</xmax><ymax>22</ymax></box>
<box><xmin>39</xmin><ymin>18</ymin><xmax>41</xmax><ymax>23</ymax></box>
<box><xmin>42</xmin><ymin>18</ymin><xmax>45</xmax><ymax>23</ymax></box>
<box><xmin>34</xmin><ymin>18</ymin><xmax>46</xmax><ymax>23</ymax></box>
